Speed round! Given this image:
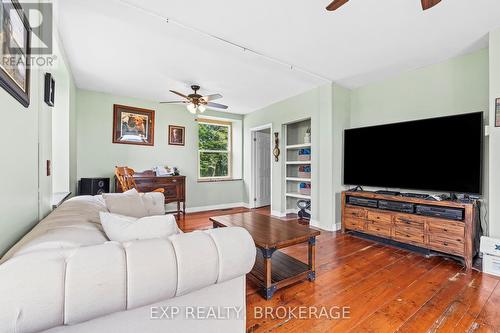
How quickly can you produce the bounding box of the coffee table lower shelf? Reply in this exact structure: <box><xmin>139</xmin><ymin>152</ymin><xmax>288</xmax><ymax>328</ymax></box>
<box><xmin>248</xmin><ymin>250</ymin><xmax>314</xmax><ymax>300</ymax></box>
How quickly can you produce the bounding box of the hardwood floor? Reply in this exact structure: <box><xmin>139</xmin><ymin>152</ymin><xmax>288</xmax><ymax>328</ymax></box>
<box><xmin>180</xmin><ymin>206</ymin><xmax>500</xmax><ymax>333</ymax></box>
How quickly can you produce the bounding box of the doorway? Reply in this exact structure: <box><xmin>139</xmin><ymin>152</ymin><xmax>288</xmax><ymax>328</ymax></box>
<box><xmin>251</xmin><ymin>126</ymin><xmax>272</xmax><ymax>208</ymax></box>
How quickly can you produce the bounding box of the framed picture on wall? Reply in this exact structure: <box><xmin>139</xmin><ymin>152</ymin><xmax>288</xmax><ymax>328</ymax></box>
<box><xmin>112</xmin><ymin>104</ymin><xmax>155</xmax><ymax>146</ymax></box>
<box><xmin>496</xmin><ymin>98</ymin><xmax>500</xmax><ymax>127</ymax></box>
<box><xmin>0</xmin><ymin>0</ymin><xmax>32</xmax><ymax>107</ymax></box>
<box><xmin>168</xmin><ymin>125</ymin><xmax>185</xmax><ymax>146</ymax></box>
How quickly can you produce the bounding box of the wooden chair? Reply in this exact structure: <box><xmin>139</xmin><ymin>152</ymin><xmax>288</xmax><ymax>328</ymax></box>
<box><xmin>115</xmin><ymin>166</ymin><xmax>165</xmax><ymax>193</ymax></box>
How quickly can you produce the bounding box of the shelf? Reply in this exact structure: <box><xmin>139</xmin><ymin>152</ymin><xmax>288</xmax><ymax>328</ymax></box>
<box><xmin>286</xmin><ymin>161</ymin><xmax>311</xmax><ymax>165</ymax></box>
<box><xmin>286</xmin><ymin>143</ymin><xmax>311</xmax><ymax>150</ymax></box>
<box><xmin>286</xmin><ymin>192</ymin><xmax>311</xmax><ymax>200</ymax></box>
<box><xmin>286</xmin><ymin>177</ymin><xmax>311</xmax><ymax>182</ymax></box>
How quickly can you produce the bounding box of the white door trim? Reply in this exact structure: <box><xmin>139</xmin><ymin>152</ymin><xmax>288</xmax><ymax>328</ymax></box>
<box><xmin>250</xmin><ymin>123</ymin><xmax>273</xmax><ymax>210</ymax></box>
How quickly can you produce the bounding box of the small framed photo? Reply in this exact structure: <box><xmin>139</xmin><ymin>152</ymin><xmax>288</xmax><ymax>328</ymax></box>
<box><xmin>496</xmin><ymin>98</ymin><xmax>500</xmax><ymax>127</ymax></box>
<box><xmin>169</xmin><ymin>125</ymin><xmax>185</xmax><ymax>146</ymax></box>
<box><xmin>113</xmin><ymin>104</ymin><xmax>155</xmax><ymax>146</ymax></box>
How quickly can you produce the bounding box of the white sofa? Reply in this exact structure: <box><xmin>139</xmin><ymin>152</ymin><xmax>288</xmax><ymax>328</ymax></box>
<box><xmin>0</xmin><ymin>195</ymin><xmax>256</xmax><ymax>333</ymax></box>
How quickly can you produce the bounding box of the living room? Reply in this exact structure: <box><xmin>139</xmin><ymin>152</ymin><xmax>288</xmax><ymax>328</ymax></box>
<box><xmin>1</xmin><ymin>0</ymin><xmax>500</xmax><ymax>332</ymax></box>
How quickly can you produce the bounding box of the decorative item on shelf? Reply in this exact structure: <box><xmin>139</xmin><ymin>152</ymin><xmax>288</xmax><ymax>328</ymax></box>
<box><xmin>496</xmin><ymin>98</ymin><xmax>500</xmax><ymax>127</ymax></box>
<box><xmin>304</xmin><ymin>127</ymin><xmax>311</xmax><ymax>144</ymax></box>
<box><xmin>297</xmin><ymin>200</ymin><xmax>311</xmax><ymax>221</ymax></box>
<box><xmin>273</xmin><ymin>132</ymin><xmax>281</xmax><ymax>162</ymax></box>
<box><xmin>298</xmin><ymin>182</ymin><xmax>311</xmax><ymax>196</ymax></box>
<box><xmin>44</xmin><ymin>73</ymin><xmax>55</xmax><ymax>107</ymax></box>
<box><xmin>298</xmin><ymin>148</ymin><xmax>311</xmax><ymax>161</ymax></box>
<box><xmin>0</xmin><ymin>0</ymin><xmax>31</xmax><ymax>107</ymax></box>
<box><xmin>298</xmin><ymin>165</ymin><xmax>311</xmax><ymax>179</ymax></box>
<box><xmin>168</xmin><ymin>125</ymin><xmax>185</xmax><ymax>146</ymax></box>
<box><xmin>113</xmin><ymin>104</ymin><xmax>155</xmax><ymax>146</ymax></box>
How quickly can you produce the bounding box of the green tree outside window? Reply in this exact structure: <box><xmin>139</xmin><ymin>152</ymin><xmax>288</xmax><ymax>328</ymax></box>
<box><xmin>198</xmin><ymin>121</ymin><xmax>231</xmax><ymax>179</ymax></box>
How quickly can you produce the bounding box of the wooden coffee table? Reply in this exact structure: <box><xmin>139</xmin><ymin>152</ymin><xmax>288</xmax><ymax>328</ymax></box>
<box><xmin>210</xmin><ymin>212</ymin><xmax>320</xmax><ymax>300</ymax></box>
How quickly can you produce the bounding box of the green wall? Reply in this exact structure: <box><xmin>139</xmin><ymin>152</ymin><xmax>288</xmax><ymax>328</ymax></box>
<box><xmin>0</xmin><ymin>4</ymin><xmax>76</xmax><ymax>256</ymax></box>
<box><xmin>349</xmin><ymin>48</ymin><xmax>490</xmax><ymax>233</ymax></box>
<box><xmin>243</xmin><ymin>83</ymin><xmax>344</xmax><ymax>231</ymax></box>
<box><xmin>76</xmin><ymin>90</ymin><xmax>245</xmax><ymax>210</ymax></box>
<box><xmin>243</xmin><ymin>48</ymin><xmax>490</xmax><ymax>232</ymax></box>
<box><xmin>350</xmin><ymin>49</ymin><xmax>489</xmax><ymax>127</ymax></box>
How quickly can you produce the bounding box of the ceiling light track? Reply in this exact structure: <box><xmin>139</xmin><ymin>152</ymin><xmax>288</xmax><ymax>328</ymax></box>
<box><xmin>115</xmin><ymin>0</ymin><xmax>332</xmax><ymax>83</ymax></box>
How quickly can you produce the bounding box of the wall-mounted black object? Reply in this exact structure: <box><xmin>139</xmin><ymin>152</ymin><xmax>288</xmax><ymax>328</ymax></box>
<box><xmin>79</xmin><ymin>178</ymin><xmax>110</xmax><ymax>195</ymax></box>
<box><xmin>44</xmin><ymin>73</ymin><xmax>55</xmax><ymax>107</ymax></box>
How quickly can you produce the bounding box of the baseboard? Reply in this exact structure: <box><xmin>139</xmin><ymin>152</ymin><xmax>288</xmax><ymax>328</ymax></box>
<box><xmin>271</xmin><ymin>210</ymin><xmax>287</xmax><ymax>217</ymax></box>
<box><xmin>185</xmin><ymin>202</ymin><xmax>248</xmax><ymax>213</ymax></box>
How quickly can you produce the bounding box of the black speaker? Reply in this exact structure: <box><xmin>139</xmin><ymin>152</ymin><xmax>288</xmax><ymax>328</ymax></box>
<box><xmin>79</xmin><ymin>178</ymin><xmax>110</xmax><ymax>195</ymax></box>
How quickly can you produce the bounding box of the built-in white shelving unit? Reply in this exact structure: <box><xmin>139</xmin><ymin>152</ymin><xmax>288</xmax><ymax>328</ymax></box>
<box><xmin>286</xmin><ymin>161</ymin><xmax>311</xmax><ymax>165</ymax></box>
<box><xmin>285</xmin><ymin>143</ymin><xmax>312</xmax><ymax>150</ymax></box>
<box><xmin>284</xmin><ymin>119</ymin><xmax>312</xmax><ymax>214</ymax></box>
<box><xmin>286</xmin><ymin>177</ymin><xmax>312</xmax><ymax>182</ymax></box>
<box><xmin>285</xmin><ymin>192</ymin><xmax>312</xmax><ymax>200</ymax></box>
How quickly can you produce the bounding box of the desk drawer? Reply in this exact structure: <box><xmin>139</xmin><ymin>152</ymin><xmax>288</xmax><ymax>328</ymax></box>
<box><xmin>164</xmin><ymin>185</ymin><xmax>178</xmax><ymax>199</ymax></box>
<box><xmin>344</xmin><ymin>217</ymin><xmax>366</xmax><ymax>232</ymax></box>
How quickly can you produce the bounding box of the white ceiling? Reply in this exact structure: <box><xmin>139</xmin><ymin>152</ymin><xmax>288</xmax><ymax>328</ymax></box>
<box><xmin>58</xmin><ymin>0</ymin><xmax>500</xmax><ymax>114</ymax></box>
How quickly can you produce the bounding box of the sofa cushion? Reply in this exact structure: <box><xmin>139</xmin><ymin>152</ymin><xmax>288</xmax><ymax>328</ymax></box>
<box><xmin>0</xmin><ymin>196</ymin><xmax>109</xmax><ymax>264</ymax></box>
<box><xmin>103</xmin><ymin>189</ymin><xmax>148</xmax><ymax>218</ymax></box>
<box><xmin>100</xmin><ymin>212</ymin><xmax>179</xmax><ymax>242</ymax></box>
<box><xmin>140</xmin><ymin>192</ymin><xmax>166</xmax><ymax>216</ymax></box>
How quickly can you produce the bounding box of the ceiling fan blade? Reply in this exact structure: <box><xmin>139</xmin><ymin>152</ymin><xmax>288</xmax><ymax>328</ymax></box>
<box><xmin>207</xmin><ymin>102</ymin><xmax>229</xmax><ymax>110</ymax></box>
<box><xmin>326</xmin><ymin>0</ymin><xmax>349</xmax><ymax>11</ymax></box>
<box><xmin>160</xmin><ymin>101</ymin><xmax>188</xmax><ymax>104</ymax></box>
<box><xmin>202</xmin><ymin>93</ymin><xmax>223</xmax><ymax>102</ymax></box>
<box><xmin>169</xmin><ymin>90</ymin><xmax>190</xmax><ymax>100</ymax></box>
<box><xmin>421</xmin><ymin>0</ymin><xmax>441</xmax><ymax>10</ymax></box>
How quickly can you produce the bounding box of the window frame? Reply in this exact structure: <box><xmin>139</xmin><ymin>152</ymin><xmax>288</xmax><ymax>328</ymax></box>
<box><xmin>197</xmin><ymin>118</ymin><xmax>233</xmax><ymax>181</ymax></box>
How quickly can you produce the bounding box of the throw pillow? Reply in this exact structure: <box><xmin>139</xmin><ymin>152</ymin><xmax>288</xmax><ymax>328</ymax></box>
<box><xmin>102</xmin><ymin>188</ymin><xmax>148</xmax><ymax>218</ymax></box>
<box><xmin>99</xmin><ymin>212</ymin><xmax>180</xmax><ymax>242</ymax></box>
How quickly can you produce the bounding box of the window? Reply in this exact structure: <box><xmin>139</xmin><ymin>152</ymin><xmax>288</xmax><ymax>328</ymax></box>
<box><xmin>198</xmin><ymin>119</ymin><xmax>232</xmax><ymax>180</ymax></box>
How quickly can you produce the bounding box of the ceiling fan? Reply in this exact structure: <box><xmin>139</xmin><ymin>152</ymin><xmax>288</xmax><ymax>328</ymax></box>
<box><xmin>326</xmin><ymin>0</ymin><xmax>442</xmax><ymax>11</ymax></box>
<box><xmin>160</xmin><ymin>85</ymin><xmax>229</xmax><ymax>114</ymax></box>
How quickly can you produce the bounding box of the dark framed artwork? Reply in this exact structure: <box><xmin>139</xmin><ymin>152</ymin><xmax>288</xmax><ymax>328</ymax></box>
<box><xmin>496</xmin><ymin>98</ymin><xmax>500</xmax><ymax>127</ymax></box>
<box><xmin>44</xmin><ymin>72</ymin><xmax>55</xmax><ymax>107</ymax></box>
<box><xmin>169</xmin><ymin>125</ymin><xmax>185</xmax><ymax>146</ymax></box>
<box><xmin>113</xmin><ymin>104</ymin><xmax>155</xmax><ymax>146</ymax></box>
<box><xmin>0</xmin><ymin>0</ymin><xmax>32</xmax><ymax>107</ymax></box>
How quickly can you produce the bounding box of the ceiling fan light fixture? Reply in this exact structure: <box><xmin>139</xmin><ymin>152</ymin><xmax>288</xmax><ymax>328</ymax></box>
<box><xmin>187</xmin><ymin>103</ymin><xmax>197</xmax><ymax>114</ymax></box>
<box><xmin>198</xmin><ymin>104</ymin><xmax>206</xmax><ymax>113</ymax></box>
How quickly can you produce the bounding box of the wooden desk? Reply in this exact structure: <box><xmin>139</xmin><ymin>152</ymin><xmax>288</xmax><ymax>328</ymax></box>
<box><xmin>210</xmin><ymin>212</ymin><xmax>320</xmax><ymax>299</ymax></box>
<box><xmin>115</xmin><ymin>170</ymin><xmax>186</xmax><ymax>218</ymax></box>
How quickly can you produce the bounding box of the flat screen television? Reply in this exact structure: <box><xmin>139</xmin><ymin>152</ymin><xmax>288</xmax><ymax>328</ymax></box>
<box><xmin>343</xmin><ymin>112</ymin><xmax>483</xmax><ymax>194</ymax></box>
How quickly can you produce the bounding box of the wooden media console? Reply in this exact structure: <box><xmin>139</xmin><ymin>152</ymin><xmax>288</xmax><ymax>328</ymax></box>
<box><xmin>341</xmin><ymin>191</ymin><xmax>479</xmax><ymax>270</ymax></box>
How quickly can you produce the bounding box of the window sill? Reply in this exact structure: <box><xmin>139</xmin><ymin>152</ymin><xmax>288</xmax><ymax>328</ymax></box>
<box><xmin>198</xmin><ymin>178</ymin><xmax>243</xmax><ymax>183</ymax></box>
